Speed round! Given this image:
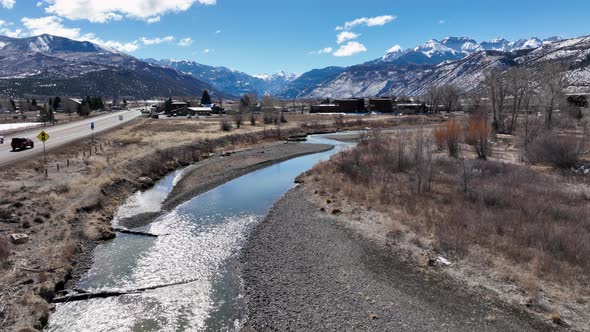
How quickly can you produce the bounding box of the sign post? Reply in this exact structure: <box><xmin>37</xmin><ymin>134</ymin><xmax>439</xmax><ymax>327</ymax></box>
<box><xmin>90</xmin><ymin>122</ymin><xmax>95</xmax><ymax>144</ymax></box>
<box><xmin>37</xmin><ymin>131</ymin><xmax>50</xmax><ymax>164</ymax></box>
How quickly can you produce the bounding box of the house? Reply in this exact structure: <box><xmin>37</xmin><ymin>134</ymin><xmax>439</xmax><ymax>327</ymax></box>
<box><xmin>333</xmin><ymin>98</ymin><xmax>366</xmax><ymax>113</ymax></box>
<box><xmin>61</xmin><ymin>98</ymin><xmax>82</xmax><ymax>113</ymax></box>
<box><xmin>171</xmin><ymin>102</ymin><xmax>188</xmax><ymax>110</ymax></box>
<box><xmin>396</xmin><ymin>102</ymin><xmax>428</xmax><ymax>114</ymax></box>
<box><xmin>368</xmin><ymin>98</ymin><xmax>394</xmax><ymax>113</ymax></box>
<box><xmin>310</xmin><ymin>98</ymin><xmax>366</xmax><ymax>113</ymax></box>
<box><xmin>188</xmin><ymin>107</ymin><xmax>213</xmax><ymax>116</ymax></box>
<box><xmin>310</xmin><ymin>104</ymin><xmax>339</xmax><ymax>113</ymax></box>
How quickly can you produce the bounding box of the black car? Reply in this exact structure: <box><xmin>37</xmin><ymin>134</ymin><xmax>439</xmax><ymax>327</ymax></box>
<box><xmin>11</xmin><ymin>138</ymin><xmax>34</xmax><ymax>151</ymax></box>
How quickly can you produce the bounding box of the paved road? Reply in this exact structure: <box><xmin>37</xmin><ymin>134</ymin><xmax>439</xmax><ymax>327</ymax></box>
<box><xmin>0</xmin><ymin>109</ymin><xmax>142</xmax><ymax>166</ymax></box>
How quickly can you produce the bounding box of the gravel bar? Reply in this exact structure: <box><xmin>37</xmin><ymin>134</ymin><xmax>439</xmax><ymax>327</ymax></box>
<box><xmin>241</xmin><ymin>187</ymin><xmax>558</xmax><ymax>331</ymax></box>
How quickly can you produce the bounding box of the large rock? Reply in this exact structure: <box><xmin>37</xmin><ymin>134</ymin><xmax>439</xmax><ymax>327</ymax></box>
<box><xmin>10</xmin><ymin>233</ymin><xmax>29</xmax><ymax>244</ymax></box>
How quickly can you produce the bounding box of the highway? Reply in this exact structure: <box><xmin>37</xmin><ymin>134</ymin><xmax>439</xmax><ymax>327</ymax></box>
<box><xmin>0</xmin><ymin>109</ymin><xmax>143</xmax><ymax>166</ymax></box>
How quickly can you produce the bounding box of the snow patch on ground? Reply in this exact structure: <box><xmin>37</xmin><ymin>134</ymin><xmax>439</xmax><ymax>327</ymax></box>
<box><xmin>0</xmin><ymin>122</ymin><xmax>41</xmax><ymax>132</ymax></box>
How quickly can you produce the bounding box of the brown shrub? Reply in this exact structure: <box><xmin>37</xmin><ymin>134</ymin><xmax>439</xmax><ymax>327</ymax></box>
<box><xmin>432</xmin><ymin>119</ymin><xmax>462</xmax><ymax>157</ymax></box>
<box><xmin>526</xmin><ymin>132</ymin><xmax>584</xmax><ymax>168</ymax></box>
<box><xmin>466</xmin><ymin>112</ymin><xmax>491</xmax><ymax>159</ymax></box>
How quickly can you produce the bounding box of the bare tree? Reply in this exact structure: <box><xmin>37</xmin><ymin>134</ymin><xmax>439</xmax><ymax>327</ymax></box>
<box><xmin>484</xmin><ymin>68</ymin><xmax>508</xmax><ymax>133</ymax></box>
<box><xmin>439</xmin><ymin>84</ymin><xmax>462</xmax><ymax>113</ymax></box>
<box><xmin>425</xmin><ymin>85</ymin><xmax>442</xmax><ymax>113</ymax></box>
<box><xmin>538</xmin><ymin>62</ymin><xmax>567</xmax><ymax>130</ymax></box>
<box><xmin>505</xmin><ymin>67</ymin><xmax>532</xmax><ymax>133</ymax></box>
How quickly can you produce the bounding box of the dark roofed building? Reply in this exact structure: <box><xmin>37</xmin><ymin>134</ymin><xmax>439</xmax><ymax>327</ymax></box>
<box><xmin>369</xmin><ymin>98</ymin><xmax>394</xmax><ymax>113</ymax></box>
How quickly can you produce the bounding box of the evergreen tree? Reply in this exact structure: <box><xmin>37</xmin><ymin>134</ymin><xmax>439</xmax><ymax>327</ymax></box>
<box><xmin>53</xmin><ymin>96</ymin><xmax>61</xmax><ymax>111</ymax></box>
<box><xmin>164</xmin><ymin>97</ymin><xmax>173</xmax><ymax>114</ymax></box>
<box><xmin>201</xmin><ymin>90</ymin><xmax>212</xmax><ymax>105</ymax></box>
<box><xmin>39</xmin><ymin>103</ymin><xmax>51</xmax><ymax>124</ymax></box>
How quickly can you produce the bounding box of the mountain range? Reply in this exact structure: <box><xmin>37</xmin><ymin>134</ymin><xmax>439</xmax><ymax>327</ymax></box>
<box><xmin>0</xmin><ymin>34</ymin><xmax>589</xmax><ymax>99</ymax></box>
<box><xmin>0</xmin><ymin>34</ymin><xmax>225</xmax><ymax>98</ymax></box>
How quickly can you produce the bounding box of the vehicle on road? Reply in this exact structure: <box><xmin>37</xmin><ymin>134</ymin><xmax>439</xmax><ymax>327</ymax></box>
<box><xmin>11</xmin><ymin>138</ymin><xmax>34</xmax><ymax>151</ymax></box>
<box><xmin>0</xmin><ymin>136</ymin><xmax>4</xmax><ymax>144</ymax></box>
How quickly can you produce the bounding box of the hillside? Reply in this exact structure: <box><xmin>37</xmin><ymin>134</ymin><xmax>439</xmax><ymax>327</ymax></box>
<box><xmin>0</xmin><ymin>34</ymin><xmax>225</xmax><ymax>98</ymax></box>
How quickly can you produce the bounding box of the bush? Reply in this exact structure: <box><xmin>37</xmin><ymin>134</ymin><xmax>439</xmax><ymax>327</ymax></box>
<box><xmin>250</xmin><ymin>111</ymin><xmax>256</xmax><ymax>125</ymax></box>
<box><xmin>526</xmin><ymin>132</ymin><xmax>584</xmax><ymax>168</ymax></box>
<box><xmin>432</xmin><ymin>119</ymin><xmax>462</xmax><ymax>157</ymax></box>
<box><xmin>466</xmin><ymin>112</ymin><xmax>491</xmax><ymax>159</ymax></box>
<box><xmin>234</xmin><ymin>111</ymin><xmax>243</xmax><ymax>129</ymax></box>
<box><xmin>220</xmin><ymin>118</ymin><xmax>232</xmax><ymax>132</ymax></box>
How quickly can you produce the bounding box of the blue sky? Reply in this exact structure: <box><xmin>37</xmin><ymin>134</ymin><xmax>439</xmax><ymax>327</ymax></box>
<box><xmin>0</xmin><ymin>0</ymin><xmax>589</xmax><ymax>75</ymax></box>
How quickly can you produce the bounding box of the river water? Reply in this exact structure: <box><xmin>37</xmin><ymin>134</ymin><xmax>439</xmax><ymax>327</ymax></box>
<box><xmin>46</xmin><ymin>135</ymin><xmax>354</xmax><ymax>332</ymax></box>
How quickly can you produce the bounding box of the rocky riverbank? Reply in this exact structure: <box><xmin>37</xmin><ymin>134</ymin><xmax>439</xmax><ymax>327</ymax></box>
<box><xmin>240</xmin><ymin>187</ymin><xmax>557</xmax><ymax>331</ymax></box>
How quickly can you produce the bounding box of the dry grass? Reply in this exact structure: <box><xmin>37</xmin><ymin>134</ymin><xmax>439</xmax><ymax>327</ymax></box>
<box><xmin>313</xmin><ymin>132</ymin><xmax>590</xmax><ymax>289</ymax></box>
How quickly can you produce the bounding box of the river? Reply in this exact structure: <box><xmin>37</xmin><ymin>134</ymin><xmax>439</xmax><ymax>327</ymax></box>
<box><xmin>46</xmin><ymin>134</ymin><xmax>354</xmax><ymax>332</ymax></box>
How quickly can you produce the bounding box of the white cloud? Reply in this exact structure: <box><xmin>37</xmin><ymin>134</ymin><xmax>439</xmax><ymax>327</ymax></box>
<box><xmin>387</xmin><ymin>44</ymin><xmax>403</xmax><ymax>53</ymax></box>
<box><xmin>333</xmin><ymin>41</ymin><xmax>367</xmax><ymax>57</ymax></box>
<box><xmin>88</xmin><ymin>35</ymin><xmax>139</xmax><ymax>52</ymax></box>
<box><xmin>336</xmin><ymin>31</ymin><xmax>360</xmax><ymax>44</ymax></box>
<box><xmin>42</xmin><ymin>0</ymin><xmax>217</xmax><ymax>23</ymax></box>
<box><xmin>438</xmin><ymin>19</ymin><xmax>446</xmax><ymax>24</ymax></box>
<box><xmin>22</xmin><ymin>16</ymin><xmax>81</xmax><ymax>39</ymax></box>
<box><xmin>215</xmin><ymin>30</ymin><xmax>221</xmax><ymax>34</ymax></box>
<box><xmin>140</xmin><ymin>36</ymin><xmax>174</xmax><ymax>45</ymax></box>
<box><xmin>1</xmin><ymin>0</ymin><xmax>15</xmax><ymax>9</ymax></box>
<box><xmin>336</xmin><ymin>15</ymin><xmax>396</xmax><ymax>30</ymax></box>
<box><xmin>309</xmin><ymin>47</ymin><xmax>333</xmax><ymax>55</ymax></box>
<box><xmin>19</xmin><ymin>16</ymin><xmax>177</xmax><ymax>53</ymax></box>
<box><xmin>178</xmin><ymin>37</ymin><xmax>193</xmax><ymax>47</ymax></box>
<box><xmin>146</xmin><ymin>16</ymin><xmax>161</xmax><ymax>24</ymax></box>
<box><xmin>203</xmin><ymin>48</ymin><xmax>213</xmax><ymax>53</ymax></box>
<box><xmin>0</xmin><ymin>20</ymin><xmax>23</xmax><ymax>38</ymax></box>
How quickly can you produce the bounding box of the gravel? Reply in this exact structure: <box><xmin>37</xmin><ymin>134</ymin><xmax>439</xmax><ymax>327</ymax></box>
<box><xmin>241</xmin><ymin>187</ymin><xmax>558</xmax><ymax>331</ymax></box>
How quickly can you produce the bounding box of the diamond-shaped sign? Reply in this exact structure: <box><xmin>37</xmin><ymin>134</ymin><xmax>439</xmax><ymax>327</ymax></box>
<box><xmin>37</xmin><ymin>131</ymin><xmax>50</xmax><ymax>142</ymax></box>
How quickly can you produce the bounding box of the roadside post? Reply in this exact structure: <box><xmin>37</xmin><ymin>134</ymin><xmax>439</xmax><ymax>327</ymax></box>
<box><xmin>37</xmin><ymin>130</ymin><xmax>50</xmax><ymax>164</ymax></box>
<box><xmin>119</xmin><ymin>115</ymin><xmax>123</xmax><ymax>123</ymax></box>
<box><xmin>91</xmin><ymin>122</ymin><xmax>95</xmax><ymax>144</ymax></box>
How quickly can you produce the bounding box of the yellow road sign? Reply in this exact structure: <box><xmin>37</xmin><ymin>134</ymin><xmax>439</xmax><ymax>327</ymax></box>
<box><xmin>37</xmin><ymin>131</ymin><xmax>50</xmax><ymax>142</ymax></box>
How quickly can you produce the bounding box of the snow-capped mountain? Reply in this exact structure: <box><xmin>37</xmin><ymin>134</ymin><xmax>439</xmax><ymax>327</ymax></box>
<box><xmin>376</xmin><ymin>36</ymin><xmax>564</xmax><ymax>67</ymax></box>
<box><xmin>0</xmin><ymin>34</ymin><xmax>223</xmax><ymax>98</ymax></box>
<box><xmin>252</xmin><ymin>71</ymin><xmax>300</xmax><ymax>94</ymax></box>
<box><xmin>298</xmin><ymin>35</ymin><xmax>590</xmax><ymax>98</ymax></box>
<box><xmin>145</xmin><ymin>59</ymin><xmax>299</xmax><ymax>96</ymax></box>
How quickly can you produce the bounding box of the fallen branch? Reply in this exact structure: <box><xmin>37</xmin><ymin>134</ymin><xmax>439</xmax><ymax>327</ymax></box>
<box><xmin>112</xmin><ymin>227</ymin><xmax>164</xmax><ymax>237</ymax></box>
<box><xmin>52</xmin><ymin>278</ymin><xmax>202</xmax><ymax>303</ymax></box>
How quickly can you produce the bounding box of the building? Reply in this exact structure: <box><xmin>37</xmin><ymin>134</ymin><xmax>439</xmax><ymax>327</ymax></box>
<box><xmin>310</xmin><ymin>104</ymin><xmax>339</xmax><ymax>113</ymax></box>
<box><xmin>61</xmin><ymin>98</ymin><xmax>82</xmax><ymax>113</ymax></box>
<box><xmin>310</xmin><ymin>98</ymin><xmax>366</xmax><ymax>113</ymax></box>
<box><xmin>188</xmin><ymin>107</ymin><xmax>213</xmax><ymax>116</ymax></box>
<box><xmin>171</xmin><ymin>102</ymin><xmax>188</xmax><ymax>110</ymax></box>
<box><xmin>368</xmin><ymin>98</ymin><xmax>394</xmax><ymax>113</ymax></box>
<box><xmin>396</xmin><ymin>102</ymin><xmax>428</xmax><ymax>114</ymax></box>
<box><xmin>333</xmin><ymin>98</ymin><xmax>365</xmax><ymax>113</ymax></box>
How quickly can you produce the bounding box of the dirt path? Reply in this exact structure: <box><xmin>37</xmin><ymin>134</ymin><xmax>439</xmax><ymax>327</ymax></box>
<box><xmin>241</xmin><ymin>187</ymin><xmax>558</xmax><ymax>331</ymax></box>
